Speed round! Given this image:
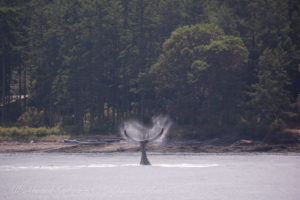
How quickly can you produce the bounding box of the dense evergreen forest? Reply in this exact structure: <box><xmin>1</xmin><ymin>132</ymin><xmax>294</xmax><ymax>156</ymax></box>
<box><xmin>0</xmin><ymin>0</ymin><xmax>299</xmax><ymax>138</ymax></box>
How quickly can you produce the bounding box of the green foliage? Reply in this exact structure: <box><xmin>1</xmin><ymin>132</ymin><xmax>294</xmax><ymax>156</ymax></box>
<box><xmin>17</xmin><ymin>107</ymin><xmax>45</xmax><ymax>127</ymax></box>
<box><xmin>0</xmin><ymin>126</ymin><xmax>65</xmax><ymax>141</ymax></box>
<box><xmin>1</xmin><ymin>0</ymin><xmax>299</xmax><ymax>139</ymax></box>
<box><xmin>60</xmin><ymin>125</ymin><xmax>86</xmax><ymax>135</ymax></box>
<box><xmin>151</xmin><ymin>24</ymin><xmax>248</xmax><ymax>135</ymax></box>
<box><xmin>249</xmin><ymin>46</ymin><xmax>292</xmax><ymax>126</ymax></box>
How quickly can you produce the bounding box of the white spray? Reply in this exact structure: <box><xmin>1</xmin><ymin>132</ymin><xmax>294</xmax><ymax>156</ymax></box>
<box><xmin>120</xmin><ymin>116</ymin><xmax>172</xmax><ymax>144</ymax></box>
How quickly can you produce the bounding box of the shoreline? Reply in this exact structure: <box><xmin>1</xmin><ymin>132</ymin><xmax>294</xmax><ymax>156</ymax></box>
<box><xmin>1</xmin><ymin>139</ymin><xmax>300</xmax><ymax>153</ymax></box>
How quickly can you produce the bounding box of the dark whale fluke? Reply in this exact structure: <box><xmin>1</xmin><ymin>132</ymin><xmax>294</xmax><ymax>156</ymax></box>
<box><xmin>124</xmin><ymin>128</ymin><xmax>164</xmax><ymax>165</ymax></box>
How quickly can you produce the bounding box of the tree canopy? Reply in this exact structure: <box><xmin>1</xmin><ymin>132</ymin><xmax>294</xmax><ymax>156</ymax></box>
<box><xmin>0</xmin><ymin>0</ymin><xmax>299</xmax><ymax>138</ymax></box>
<box><xmin>151</xmin><ymin>24</ymin><xmax>248</xmax><ymax>133</ymax></box>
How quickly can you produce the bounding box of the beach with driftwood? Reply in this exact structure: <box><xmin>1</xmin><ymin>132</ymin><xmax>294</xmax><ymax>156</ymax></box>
<box><xmin>1</xmin><ymin>136</ymin><xmax>300</xmax><ymax>153</ymax></box>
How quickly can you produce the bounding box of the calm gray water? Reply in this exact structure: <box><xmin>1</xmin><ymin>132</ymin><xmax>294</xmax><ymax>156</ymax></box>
<box><xmin>0</xmin><ymin>152</ymin><xmax>299</xmax><ymax>200</ymax></box>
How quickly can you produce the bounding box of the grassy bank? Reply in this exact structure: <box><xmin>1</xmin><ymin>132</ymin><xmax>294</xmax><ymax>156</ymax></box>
<box><xmin>0</xmin><ymin>126</ymin><xmax>70</xmax><ymax>142</ymax></box>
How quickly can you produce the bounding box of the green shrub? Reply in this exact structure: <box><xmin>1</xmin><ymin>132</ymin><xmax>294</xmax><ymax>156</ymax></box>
<box><xmin>61</xmin><ymin>125</ymin><xmax>85</xmax><ymax>135</ymax></box>
<box><xmin>236</xmin><ymin>119</ymin><xmax>268</xmax><ymax>139</ymax></box>
<box><xmin>17</xmin><ymin>107</ymin><xmax>45</xmax><ymax>127</ymax></box>
<box><xmin>0</xmin><ymin>126</ymin><xmax>65</xmax><ymax>141</ymax></box>
<box><xmin>89</xmin><ymin>122</ymin><xmax>116</xmax><ymax>135</ymax></box>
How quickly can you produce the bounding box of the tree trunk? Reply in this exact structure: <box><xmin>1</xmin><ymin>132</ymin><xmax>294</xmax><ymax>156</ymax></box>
<box><xmin>1</xmin><ymin>41</ymin><xmax>5</xmax><ymax>122</ymax></box>
<box><xmin>112</xmin><ymin>104</ymin><xmax>115</xmax><ymax>127</ymax></box>
<box><xmin>90</xmin><ymin>109</ymin><xmax>94</xmax><ymax>131</ymax></box>
<box><xmin>23</xmin><ymin>64</ymin><xmax>27</xmax><ymax>111</ymax></box>
<box><xmin>18</xmin><ymin>65</ymin><xmax>22</xmax><ymax>100</ymax></box>
<box><xmin>97</xmin><ymin>102</ymin><xmax>104</xmax><ymax>126</ymax></box>
<box><xmin>122</xmin><ymin>0</ymin><xmax>129</xmax><ymax>28</ymax></box>
<box><xmin>106</xmin><ymin>104</ymin><xmax>110</xmax><ymax>122</ymax></box>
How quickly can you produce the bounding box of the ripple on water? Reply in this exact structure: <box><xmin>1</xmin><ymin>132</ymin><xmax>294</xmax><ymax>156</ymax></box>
<box><xmin>0</xmin><ymin>163</ymin><xmax>219</xmax><ymax>171</ymax></box>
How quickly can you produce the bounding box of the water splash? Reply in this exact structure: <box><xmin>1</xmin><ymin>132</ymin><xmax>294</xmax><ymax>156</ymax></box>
<box><xmin>120</xmin><ymin>116</ymin><xmax>172</xmax><ymax>165</ymax></box>
<box><xmin>120</xmin><ymin>116</ymin><xmax>172</xmax><ymax>144</ymax></box>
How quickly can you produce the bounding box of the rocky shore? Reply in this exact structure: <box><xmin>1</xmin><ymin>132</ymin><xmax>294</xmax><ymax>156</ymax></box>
<box><xmin>1</xmin><ymin>137</ymin><xmax>300</xmax><ymax>153</ymax></box>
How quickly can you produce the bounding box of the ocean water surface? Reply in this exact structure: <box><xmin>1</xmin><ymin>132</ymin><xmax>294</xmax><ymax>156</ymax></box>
<box><xmin>0</xmin><ymin>152</ymin><xmax>299</xmax><ymax>200</ymax></box>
